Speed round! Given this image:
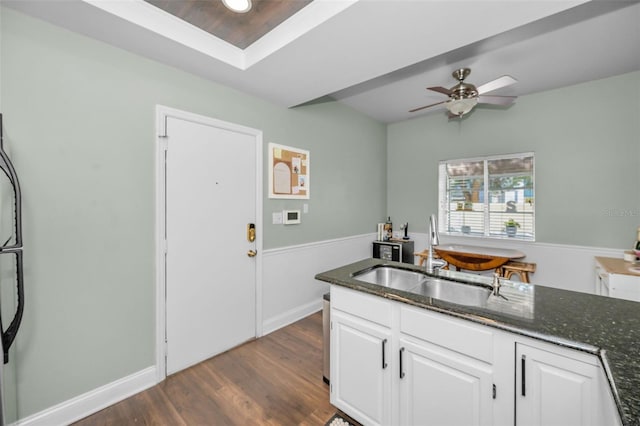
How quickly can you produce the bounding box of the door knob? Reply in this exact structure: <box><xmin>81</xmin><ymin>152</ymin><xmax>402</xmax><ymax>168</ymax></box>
<box><xmin>247</xmin><ymin>250</ymin><xmax>257</xmax><ymax>257</ymax></box>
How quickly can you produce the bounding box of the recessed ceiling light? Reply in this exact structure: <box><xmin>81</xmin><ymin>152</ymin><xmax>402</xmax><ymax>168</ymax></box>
<box><xmin>222</xmin><ymin>0</ymin><xmax>252</xmax><ymax>13</ymax></box>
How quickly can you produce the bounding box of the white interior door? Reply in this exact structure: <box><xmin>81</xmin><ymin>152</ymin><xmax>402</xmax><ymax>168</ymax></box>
<box><xmin>164</xmin><ymin>114</ymin><xmax>259</xmax><ymax>375</ymax></box>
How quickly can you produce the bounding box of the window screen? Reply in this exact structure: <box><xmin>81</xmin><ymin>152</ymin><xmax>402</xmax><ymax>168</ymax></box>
<box><xmin>438</xmin><ymin>153</ymin><xmax>535</xmax><ymax>241</ymax></box>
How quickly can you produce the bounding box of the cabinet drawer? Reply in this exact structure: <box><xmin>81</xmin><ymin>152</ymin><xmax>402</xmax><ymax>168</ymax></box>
<box><xmin>332</xmin><ymin>286</ymin><xmax>392</xmax><ymax>327</ymax></box>
<box><xmin>400</xmin><ymin>305</ymin><xmax>493</xmax><ymax>363</ymax></box>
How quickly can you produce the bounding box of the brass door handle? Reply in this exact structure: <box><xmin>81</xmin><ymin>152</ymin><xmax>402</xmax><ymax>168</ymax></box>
<box><xmin>247</xmin><ymin>250</ymin><xmax>257</xmax><ymax>257</ymax></box>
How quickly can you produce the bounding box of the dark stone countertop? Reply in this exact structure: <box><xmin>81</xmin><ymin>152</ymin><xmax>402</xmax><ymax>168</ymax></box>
<box><xmin>315</xmin><ymin>258</ymin><xmax>640</xmax><ymax>426</ymax></box>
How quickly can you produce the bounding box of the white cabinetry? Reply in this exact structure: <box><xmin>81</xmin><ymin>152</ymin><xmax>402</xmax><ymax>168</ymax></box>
<box><xmin>330</xmin><ymin>286</ymin><xmax>393</xmax><ymax>426</ymax></box>
<box><xmin>331</xmin><ymin>310</ymin><xmax>392</xmax><ymax>426</ymax></box>
<box><xmin>515</xmin><ymin>340</ymin><xmax>619</xmax><ymax>426</ymax></box>
<box><xmin>330</xmin><ymin>286</ymin><xmax>503</xmax><ymax>426</ymax></box>
<box><xmin>331</xmin><ymin>286</ymin><xmax>620</xmax><ymax>426</ymax></box>
<box><xmin>399</xmin><ymin>337</ymin><xmax>493</xmax><ymax>425</ymax></box>
<box><xmin>399</xmin><ymin>305</ymin><xmax>496</xmax><ymax>426</ymax></box>
<box><xmin>595</xmin><ymin>257</ymin><xmax>640</xmax><ymax>301</ymax></box>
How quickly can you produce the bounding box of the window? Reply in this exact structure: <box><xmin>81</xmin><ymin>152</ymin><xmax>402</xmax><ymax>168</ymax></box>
<box><xmin>438</xmin><ymin>153</ymin><xmax>535</xmax><ymax>241</ymax></box>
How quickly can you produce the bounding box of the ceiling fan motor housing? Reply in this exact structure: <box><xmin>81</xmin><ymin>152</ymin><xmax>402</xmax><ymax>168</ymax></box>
<box><xmin>451</xmin><ymin>82</ymin><xmax>478</xmax><ymax>100</ymax></box>
<box><xmin>451</xmin><ymin>68</ymin><xmax>477</xmax><ymax>100</ymax></box>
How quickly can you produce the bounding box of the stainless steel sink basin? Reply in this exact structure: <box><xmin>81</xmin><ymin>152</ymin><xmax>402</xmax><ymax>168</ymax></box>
<box><xmin>352</xmin><ymin>266</ymin><xmax>492</xmax><ymax>307</ymax></box>
<box><xmin>353</xmin><ymin>266</ymin><xmax>426</xmax><ymax>292</ymax></box>
<box><xmin>413</xmin><ymin>278</ymin><xmax>491</xmax><ymax>307</ymax></box>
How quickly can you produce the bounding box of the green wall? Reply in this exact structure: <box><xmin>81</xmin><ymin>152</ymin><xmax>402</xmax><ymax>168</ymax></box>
<box><xmin>388</xmin><ymin>71</ymin><xmax>640</xmax><ymax>249</ymax></box>
<box><xmin>0</xmin><ymin>7</ymin><xmax>386</xmax><ymax>419</ymax></box>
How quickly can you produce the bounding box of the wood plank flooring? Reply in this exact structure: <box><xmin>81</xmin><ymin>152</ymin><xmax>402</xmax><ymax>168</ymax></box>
<box><xmin>74</xmin><ymin>312</ymin><xmax>336</xmax><ymax>425</ymax></box>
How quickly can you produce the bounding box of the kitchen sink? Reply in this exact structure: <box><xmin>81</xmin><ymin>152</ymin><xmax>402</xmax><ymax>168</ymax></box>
<box><xmin>353</xmin><ymin>266</ymin><xmax>426</xmax><ymax>292</ymax></box>
<box><xmin>352</xmin><ymin>265</ymin><xmax>492</xmax><ymax>307</ymax></box>
<box><xmin>412</xmin><ymin>278</ymin><xmax>491</xmax><ymax>307</ymax></box>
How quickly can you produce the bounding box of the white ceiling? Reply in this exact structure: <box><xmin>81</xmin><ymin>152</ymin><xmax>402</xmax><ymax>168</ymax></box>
<box><xmin>7</xmin><ymin>0</ymin><xmax>640</xmax><ymax>123</ymax></box>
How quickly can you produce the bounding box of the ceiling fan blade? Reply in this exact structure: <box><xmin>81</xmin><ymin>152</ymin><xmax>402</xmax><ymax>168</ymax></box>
<box><xmin>477</xmin><ymin>75</ymin><xmax>517</xmax><ymax>94</ymax></box>
<box><xmin>409</xmin><ymin>100</ymin><xmax>446</xmax><ymax>113</ymax></box>
<box><xmin>427</xmin><ymin>86</ymin><xmax>452</xmax><ymax>96</ymax></box>
<box><xmin>478</xmin><ymin>95</ymin><xmax>517</xmax><ymax>106</ymax></box>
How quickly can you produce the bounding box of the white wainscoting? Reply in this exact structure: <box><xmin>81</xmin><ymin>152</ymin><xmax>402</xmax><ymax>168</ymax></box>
<box><xmin>410</xmin><ymin>233</ymin><xmax>624</xmax><ymax>294</ymax></box>
<box><xmin>261</xmin><ymin>233</ymin><xmax>374</xmax><ymax>335</ymax></box>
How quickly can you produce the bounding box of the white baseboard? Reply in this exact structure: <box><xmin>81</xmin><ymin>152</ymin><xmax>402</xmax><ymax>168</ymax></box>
<box><xmin>16</xmin><ymin>367</ymin><xmax>157</xmax><ymax>426</ymax></box>
<box><xmin>262</xmin><ymin>299</ymin><xmax>322</xmax><ymax>336</ymax></box>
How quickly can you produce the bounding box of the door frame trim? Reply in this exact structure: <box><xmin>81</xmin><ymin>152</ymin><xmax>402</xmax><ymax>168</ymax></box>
<box><xmin>154</xmin><ymin>105</ymin><xmax>263</xmax><ymax>382</ymax></box>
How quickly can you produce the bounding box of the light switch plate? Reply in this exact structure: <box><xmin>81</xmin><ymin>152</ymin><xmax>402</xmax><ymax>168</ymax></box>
<box><xmin>303</xmin><ymin>203</ymin><xmax>309</xmax><ymax>214</ymax></box>
<box><xmin>272</xmin><ymin>212</ymin><xmax>283</xmax><ymax>225</ymax></box>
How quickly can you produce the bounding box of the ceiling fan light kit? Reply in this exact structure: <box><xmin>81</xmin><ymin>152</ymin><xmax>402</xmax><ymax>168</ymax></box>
<box><xmin>410</xmin><ymin>67</ymin><xmax>518</xmax><ymax>118</ymax></box>
<box><xmin>446</xmin><ymin>98</ymin><xmax>479</xmax><ymax>117</ymax></box>
<box><xmin>222</xmin><ymin>0</ymin><xmax>252</xmax><ymax>13</ymax></box>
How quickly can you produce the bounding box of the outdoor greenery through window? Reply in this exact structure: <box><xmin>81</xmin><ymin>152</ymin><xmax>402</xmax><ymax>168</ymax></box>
<box><xmin>438</xmin><ymin>153</ymin><xmax>535</xmax><ymax>241</ymax></box>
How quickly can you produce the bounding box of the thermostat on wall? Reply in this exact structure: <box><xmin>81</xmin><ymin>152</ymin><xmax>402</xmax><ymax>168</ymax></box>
<box><xmin>283</xmin><ymin>209</ymin><xmax>301</xmax><ymax>225</ymax></box>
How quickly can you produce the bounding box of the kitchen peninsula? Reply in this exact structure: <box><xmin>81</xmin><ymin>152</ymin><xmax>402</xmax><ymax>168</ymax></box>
<box><xmin>316</xmin><ymin>258</ymin><xmax>639</xmax><ymax>426</ymax></box>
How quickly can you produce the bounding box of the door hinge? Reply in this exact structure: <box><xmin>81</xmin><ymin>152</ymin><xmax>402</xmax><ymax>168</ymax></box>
<box><xmin>158</xmin><ymin>135</ymin><xmax>168</xmax><ymax>149</ymax></box>
<box><xmin>492</xmin><ymin>383</ymin><xmax>497</xmax><ymax>399</ymax></box>
<box><xmin>158</xmin><ymin>118</ymin><xmax>168</xmax><ymax>139</ymax></box>
<box><xmin>159</xmin><ymin>115</ymin><xmax>168</xmax><ymax>138</ymax></box>
<box><xmin>158</xmin><ymin>136</ymin><xmax>168</xmax><ymax>153</ymax></box>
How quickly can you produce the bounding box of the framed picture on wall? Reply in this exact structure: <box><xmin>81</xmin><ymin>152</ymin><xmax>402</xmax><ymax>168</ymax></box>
<box><xmin>268</xmin><ymin>143</ymin><xmax>310</xmax><ymax>199</ymax></box>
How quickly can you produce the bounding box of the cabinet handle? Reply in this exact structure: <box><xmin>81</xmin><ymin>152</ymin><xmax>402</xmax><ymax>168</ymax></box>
<box><xmin>382</xmin><ymin>339</ymin><xmax>388</xmax><ymax>369</ymax></box>
<box><xmin>521</xmin><ymin>355</ymin><xmax>526</xmax><ymax>396</ymax></box>
<box><xmin>399</xmin><ymin>347</ymin><xmax>405</xmax><ymax>379</ymax></box>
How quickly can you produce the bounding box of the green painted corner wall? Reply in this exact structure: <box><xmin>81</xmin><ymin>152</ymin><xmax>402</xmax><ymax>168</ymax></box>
<box><xmin>262</xmin><ymin>104</ymin><xmax>387</xmax><ymax>247</ymax></box>
<box><xmin>0</xmin><ymin>7</ymin><xmax>386</xmax><ymax>419</ymax></box>
<box><xmin>387</xmin><ymin>70</ymin><xmax>640</xmax><ymax>249</ymax></box>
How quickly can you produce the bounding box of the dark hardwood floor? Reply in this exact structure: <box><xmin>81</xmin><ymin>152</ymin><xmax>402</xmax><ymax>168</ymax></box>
<box><xmin>74</xmin><ymin>312</ymin><xmax>336</xmax><ymax>425</ymax></box>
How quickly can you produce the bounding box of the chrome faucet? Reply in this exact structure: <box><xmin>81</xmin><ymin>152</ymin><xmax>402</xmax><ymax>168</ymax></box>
<box><xmin>426</xmin><ymin>214</ymin><xmax>447</xmax><ymax>273</ymax></box>
<box><xmin>492</xmin><ymin>272</ymin><xmax>502</xmax><ymax>296</ymax></box>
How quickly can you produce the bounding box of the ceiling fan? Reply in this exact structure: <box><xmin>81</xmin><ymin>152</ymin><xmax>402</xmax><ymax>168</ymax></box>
<box><xmin>409</xmin><ymin>68</ymin><xmax>517</xmax><ymax>118</ymax></box>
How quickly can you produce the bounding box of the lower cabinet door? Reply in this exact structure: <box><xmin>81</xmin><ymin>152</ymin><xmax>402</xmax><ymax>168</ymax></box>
<box><xmin>331</xmin><ymin>310</ymin><xmax>392</xmax><ymax>426</ymax></box>
<box><xmin>516</xmin><ymin>343</ymin><xmax>601</xmax><ymax>426</ymax></box>
<box><xmin>399</xmin><ymin>337</ymin><xmax>493</xmax><ymax>426</ymax></box>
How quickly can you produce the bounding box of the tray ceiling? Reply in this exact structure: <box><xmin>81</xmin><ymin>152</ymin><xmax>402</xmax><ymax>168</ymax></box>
<box><xmin>144</xmin><ymin>0</ymin><xmax>313</xmax><ymax>49</ymax></box>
